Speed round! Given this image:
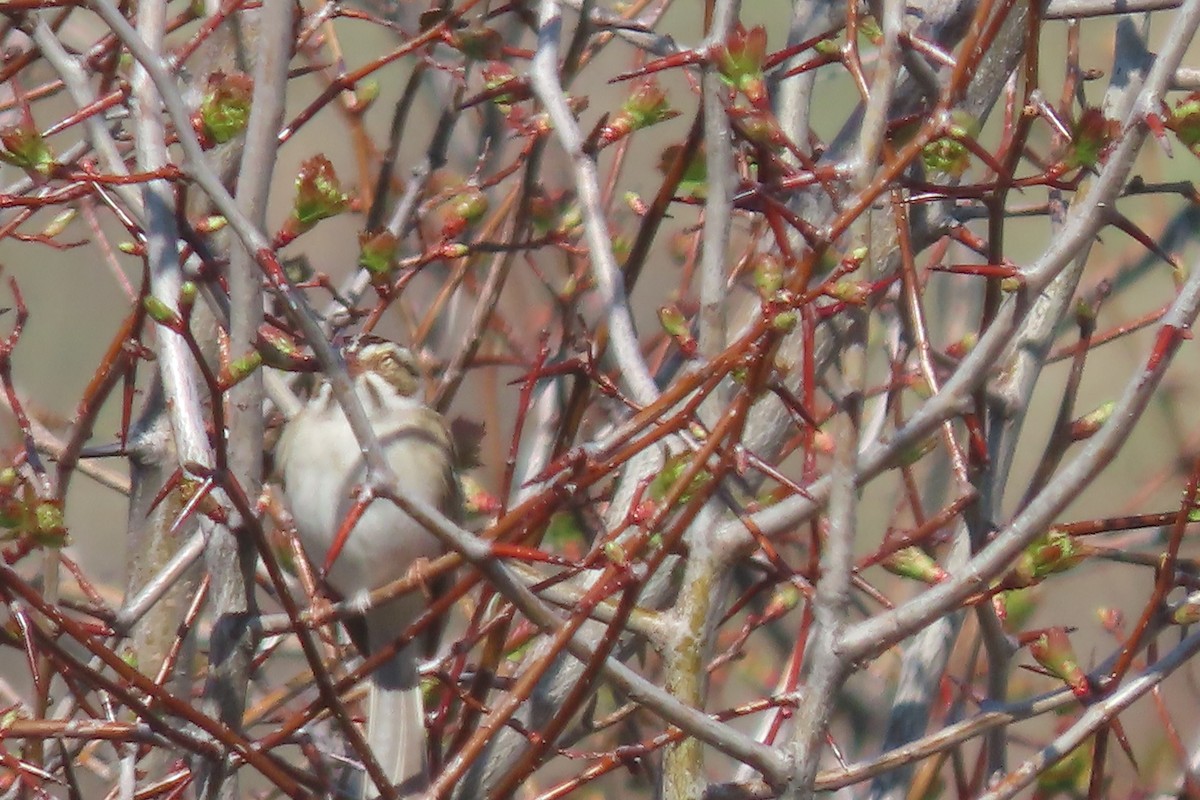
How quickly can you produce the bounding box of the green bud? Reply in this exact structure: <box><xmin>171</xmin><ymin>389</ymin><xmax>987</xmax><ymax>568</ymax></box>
<box><xmin>1172</xmin><ymin>591</ymin><xmax>1200</xmax><ymax>625</ymax></box>
<box><xmin>34</xmin><ymin>501</ymin><xmax>67</xmax><ymax>544</ymax></box>
<box><xmin>41</xmin><ymin>208</ymin><xmax>76</xmax><ymax>238</ymax></box>
<box><xmin>290</xmin><ymin>155</ymin><xmax>348</xmax><ymax>232</ymax></box>
<box><xmin>224</xmin><ymin>352</ymin><xmax>263</xmax><ymax>386</ymax></box>
<box><xmin>179</xmin><ymin>282</ymin><xmax>198</xmax><ymax>311</ymax></box>
<box><xmin>752</xmin><ymin>253</ymin><xmax>784</xmax><ymax>298</ymax></box>
<box><xmin>1009</xmin><ymin>529</ymin><xmax>1085</xmax><ymax>587</ymax></box>
<box><xmin>1064</xmin><ymin>108</ymin><xmax>1116</xmax><ymax>169</ymax></box>
<box><xmin>771</xmin><ymin>310</ymin><xmax>797</xmax><ymax>331</ymax></box>
<box><xmin>649</xmin><ymin>454</ymin><xmax>710</xmax><ymax>506</ymax></box>
<box><xmin>196</xmin><ymin>215</ymin><xmax>227</xmax><ymax>234</ymax></box>
<box><xmin>714</xmin><ymin>24</ymin><xmax>769</xmax><ymax>104</ymax></box>
<box><xmin>771</xmin><ymin>583</ymin><xmax>802</xmax><ymax>612</ymax></box>
<box><xmin>143</xmin><ymin>296</ymin><xmax>180</xmax><ymax>327</ymax></box>
<box><xmin>358</xmin><ymin>229</ymin><xmax>399</xmax><ymax>276</ymax></box>
<box><xmin>827</xmin><ymin>280</ymin><xmax>870</xmax><ymax>305</ymax></box>
<box><xmin>0</xmin><ymin>122</ymin><xmax>55</xmax><ymax>175</ymax></box>
<box><xmin>196</xmin><ymin>71</ymin><xmax>253</xmax><ymax>146</ymax></box>
<box><xmin>814</xmin><ymin>39</ymin><xmax>839</xmax><ymax>56</ymax></box>
<box><xmin>658</xmin><ymin>304</ymin><xmax>689</xmax><ymax>338</ymax></box>
<box><xmin>355</xmin><ymin>79</ymin><xmax>380</xmax><ymax>108</ymax></box>
<box><xmin>439</xmin><ymin>242</ymin><xmax>470</xmax><ymax>259</ymax></box>
<box><xmin>881</xmin><ymin>546</ymin><xmax>947</xmax><ymax>584</ymax></box>
<box><xmin>921</xmin><ymin>136</ymin><xmax>970</xmax><ymax>177</ymax></box>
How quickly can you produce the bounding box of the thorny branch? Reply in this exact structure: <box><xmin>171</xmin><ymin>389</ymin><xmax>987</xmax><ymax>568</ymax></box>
<box><xmin>3</xmin><ymin>1</ymin><xmax>1200</xmax><ymax>799</ymax></box>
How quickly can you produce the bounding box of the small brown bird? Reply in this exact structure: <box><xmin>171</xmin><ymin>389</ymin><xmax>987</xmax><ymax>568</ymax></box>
<box><xmin>276</xmin><ymin>338</ymin><xmax>456</xmax><ymax>798</ymax></box>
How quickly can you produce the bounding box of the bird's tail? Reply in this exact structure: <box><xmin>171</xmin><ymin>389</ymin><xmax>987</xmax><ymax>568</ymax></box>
<box><xmin>361</xmin><ymin>602</ymin><xmax>429</xmax><ymax>799</ymax></box>
<box><xmin>363</xmin><ymin>680</ymin><xmax>428</xmax><ymax>798</ymax></box>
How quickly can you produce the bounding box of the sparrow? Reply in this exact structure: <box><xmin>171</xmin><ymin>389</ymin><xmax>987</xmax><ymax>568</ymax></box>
<box><xmin>276</xmin><ymin>337</ymin><xmax>457</xmax><ymax>798</ymax></box>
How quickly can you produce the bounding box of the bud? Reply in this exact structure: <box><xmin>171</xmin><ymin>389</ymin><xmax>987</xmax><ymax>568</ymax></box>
<box><xmin>438</xmin><ymin>242</ymin><xmax>470</xmax><ymax>260</ymax></box>
<box><xmin>194</xmin><ymin>215</ymin><xmax>227</xmax><ymax>234</ymax></box>
<box><xmin>623</xmin><ymin>192</ymin><xmax>649</xmax><ymax>217</ymax></box>
<box><xmin>461</xmin><ymin>475</ymin><xmax>501</xmax><ymax>518</ymax></box>
<box><xmin>41</xmin><ymin>208</ymin><xmax>76</xmax><ymax>239</ymax></box>
<box><xmin>1173</xmin><ymin>591</ymin><xmax>1200</xmax><ymax>625</ymax></box>
<box><xmin>451</xmin><ymin>25</ymin><xmax>503</xmax><ymax>60</ymax></box>
<box><xmin>358</xmin><ymin>229</ymin><xmax>399</xmax><ymax>279</ymax></box>
<box><xmin>1007</xmin><ymin>529</ymin><xmax>1085</xmax><ymax>588</ymax></box>
<box><xmin>481</xmin><ymin>61</ymin><xmax>527</xmax><ymax>113</ymax></box>
<box><xmin>1028</xmin><ymin>627</ymin><xmax>1090</xmax><ymax>698</ymax></box>
<box><xmin>764</xmin><ymin>583</ymin><xmax>802</xmax><ymax>616</ymax></box>
<box><xmin>258</xmin><ymin>335</ymin><xmax>304</xmax><ymax>372</ymax></box>
<box><xmin>441</xmin><ymin>186</ymin><xmax>488</xmax><ymax>238</ymax></box>
<box><xmin>555</xmin><ymin>203</ymin><xmax>583</xmax><ymax>236</ymax></box>
<box><xmin>179</xmin><ymin>281</ymin><xmax>198</xmax><ymax>312</ymax></box>
<box><xmin>223</xmin><ymin>352</ymin><xmax>263</xmax><ymax>387</ymax></box>
<box><xmin>658</xmin><ymin>304</ymin><xmax>697</xmax><ymax>357</ymax></box>
<box><xmin>921</xmin><ymin>136</ymin><xmax>970</xmax><ymax>177</ymax></box>
<box><xmin>826</xmin><ymin>280</ymin><xmax>871</xmax><ymax>305</ymax></box>
<box><xmin>770</xmin><ymin>309</ymin><xmax>797</xmax><ymax>331</ymax></box>
<box><xmin>195</xmin><ymin>71</ymin><xmax>253</xmax><ymax>147</ymax></box>
<box><xmin>811</xmin><ymin>429</ymin><xmax>835</xmax><ymax>454</ymax></box>
<box><xmin>732</xmin><ymin>107</ymin><xmax>789</xmax><ymax>149</ymax></box>
<box><xmin>908</xmin><ymin>375</ymin><xmax>933</xmax><ymax>399</ymax></box>
<box><xmin>598</xmin><ymin>79</ymin><xmax>678</xmax><ymax>147</ymax></box>
<box><xmin>881</xmin><ymin>546</ymin><xmax>948</xmax><ymax>584</ymax></box>
<box><xmin>0</xmin><ymin>121</ymin><xmax>55</xmax><ymax>176</ymax></box>
<box><xmin>353</xmin><ymin>79</ymin><xmax>380</xmax><ymax>110</ymax></box>
<box><xmin>858</xmin><ymin>15</ymin><xmax>883</xmax><ymax>45</ymax></box>
<box><xmin>283</xmin><ymin>155</ymin><xmax>348</xmax><ymax>239</ymax></box>
<box><xmin>1068</xmin><ymin>401</ymin><xmax>1114</xmax><ymax>441</ymax></box>
<box><xmin>1074</xmin><ymin>295</ymin><xmax>1098</xmax><ymax>323</ymax></box>
<box><xmin>603</xmin><ymin>540</ymin><xmax>627</xmax><ymax>565</ymax></box>
<box><xmin>612</xmin><ymin>233</ymin><xmax>632</xmax><ymax>266</ymax></box>
<box><xmin>33</xmin><ymin>501</ymin><xmax>67</xmax><ymax>546</ymax></box>
<box><xmin>1097</xmin><ymin>607</ymin><xmax>1123</xmax><ymax>634</ymax></box>
<box><xmin>0</xmin><ymin>495</ymin><xmax>24</xmax><ymax>531</ymax></box>
<box><xmin>649</xmin><ymin>454</ymin><xmax>709</xmax><ymax>506</ymax></box>
<box><xmin>1064</xmin><ymin>107</ymin><xmax>1117</xmax><ymax>169</ymax></box>
<box><xmin>1167</xmin><ymin>92</ymin><xmax>1200</xmax><ymax>155</ymax></box>
<box><xmin>143</xmin><ymin>296</ymin><xmax>181</xmax><ymax>328</ymax></box>
<box><xmin>945</xmin><ymin>332</ymin><xmax>978</xmax><ymax>359</ymax></box>
<box><xmin>714</xmin><ymin>24</ymin><xmax>769</xmax><ymax>105</ymax></box>
<box><xmin>752</xmin><ymin>253</ymin><xmax>785</xmax><ymax>298</ymax></box>
<box><xmin>658</xmin><ymin>304</ymin><xmax>689</xmax><ymax>338</ymax></box>
<box><xmin>813</xmin><ymin>39</ymin><xmax>839</xmax><ymax>57</ymax></box>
